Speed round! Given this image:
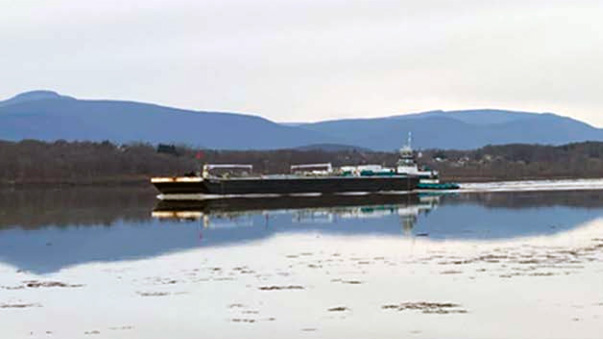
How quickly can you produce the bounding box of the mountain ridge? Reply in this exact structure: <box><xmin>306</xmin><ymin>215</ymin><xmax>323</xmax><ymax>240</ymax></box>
<box><xmin>0</xmin><ymin>90</ymin><xmax>75</xmax><ymax>108</ymax></box>
<box><xmin>1</xmin><ymin>90</ymin><xmax>601</xmax><ymax>150</ymax></box>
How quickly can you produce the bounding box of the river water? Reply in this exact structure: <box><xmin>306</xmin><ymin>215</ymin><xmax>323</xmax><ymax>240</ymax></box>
<box><xmin>0</xmin><ymin>184</ymin><xmax>602</xmax><ymax>338</ymax></box>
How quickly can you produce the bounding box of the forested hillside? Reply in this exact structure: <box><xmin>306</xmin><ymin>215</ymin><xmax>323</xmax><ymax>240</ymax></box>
<box><xmin>0</xmin><ymin>139</ymin><xmax>602</xmax><ymax>185</ymax></box>
<box><xmin>420</xmin><ymin>142</ymin><xmax>603</xmax><ymax>181</ymax></box>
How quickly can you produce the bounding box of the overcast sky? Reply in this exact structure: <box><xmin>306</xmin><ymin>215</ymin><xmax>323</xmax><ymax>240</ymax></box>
<box><xmin>1</xmin><ymin>0</ymin><xmax>602</xmax><ymax>126</ymax></box>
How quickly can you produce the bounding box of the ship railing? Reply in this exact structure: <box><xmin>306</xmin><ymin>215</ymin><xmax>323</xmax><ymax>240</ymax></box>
<box><xmin>202</xmin><ymin>164</ymin><xmax>253</xmax><ymax>179</ymax></box>
<box><xmin>290</xmin><ymin>163</ymin><xmax>333</xmax><ymax>175</ymax></box>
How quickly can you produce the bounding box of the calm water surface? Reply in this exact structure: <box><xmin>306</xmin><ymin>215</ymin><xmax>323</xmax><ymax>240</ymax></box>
<box><xmin>0</xmin><ymin>187</ymin><xmax>602</xmax><ymax>338</ymax></box>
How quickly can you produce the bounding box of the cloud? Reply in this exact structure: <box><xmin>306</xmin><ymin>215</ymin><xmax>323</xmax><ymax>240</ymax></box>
<box><xmin>1</xmin><ymin>0</ymin><xmax>602</xmax><ymax>126</ymax></box>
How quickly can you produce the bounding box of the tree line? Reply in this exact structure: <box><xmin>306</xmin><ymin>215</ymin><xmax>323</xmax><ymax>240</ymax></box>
<box><xmin>421</xmin><ymin>142</ymin><xmax>603</xmax><ymax>181</ymax></box>
<box><xmin>0</xmin><ymin>139</ymin><xmax>602</xmax><ymax>185</ymax></box>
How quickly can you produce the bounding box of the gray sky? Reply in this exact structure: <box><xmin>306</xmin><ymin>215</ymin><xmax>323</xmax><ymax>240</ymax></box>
<box><xmin>1</xmin><ymin>0</ymin><xmax>602</xmax><ymax>126</ymax></box>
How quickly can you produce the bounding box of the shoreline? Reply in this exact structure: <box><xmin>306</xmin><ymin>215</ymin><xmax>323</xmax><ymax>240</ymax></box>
<box><xmin>1</xmin><ymin>177</ymin><xmax>602</xmax><ymax>191</ymax></box>
<box><xmin>0</xmin><ymin>178</ymin><xmax>150</xmax><ymax>188</ymax></box>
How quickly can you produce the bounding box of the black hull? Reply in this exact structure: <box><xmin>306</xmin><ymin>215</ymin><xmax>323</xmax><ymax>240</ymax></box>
<box><xmin>153</xmin><ymin>176</ymin><xmax>418</xmax><ymax>197</ymax></box>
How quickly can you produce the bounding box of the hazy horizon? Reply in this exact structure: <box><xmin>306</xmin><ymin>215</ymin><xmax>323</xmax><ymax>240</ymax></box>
<box><xmin>2</xmin><ymin>1</ymin><xmax>602</xmax><ymax>126</ymax></box>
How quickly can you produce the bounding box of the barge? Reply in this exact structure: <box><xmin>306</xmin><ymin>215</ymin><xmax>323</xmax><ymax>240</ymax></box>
<box><xmin>152</xmin><ymin>165</ymin><xmax>419</xmax><ymax>200</ymax></box>
<box><xmin>150</xmin><ymin>136</ymin><xmax>460</xmax><ymax>200</ymax></box>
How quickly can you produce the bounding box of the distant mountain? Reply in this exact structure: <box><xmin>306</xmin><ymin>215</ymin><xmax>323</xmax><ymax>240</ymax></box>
<box><xmin>300</xmin><ymin>109</ymin><xmax>603</xmax><ymax>150</ymax></box>
<box><xmin>1</xmin><ymin>91</ymin><xmax>602</xmax><ymax>150</ymax></box>
<box><xmin>0</xmin><ymin>91</ymin><xmax>338</xmax><ymax>149</ymax></box>
<box><xmin>0</xmin><ymin>90</ymin><xmax>75</xmax><ymax>107</ymax></box>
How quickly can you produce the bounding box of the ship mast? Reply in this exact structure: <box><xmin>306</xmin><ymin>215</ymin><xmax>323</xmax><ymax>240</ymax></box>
<box><xmin>397</xmin><ymin>132</ymin><xmax>415</xmax><ymax>168</ymax></box>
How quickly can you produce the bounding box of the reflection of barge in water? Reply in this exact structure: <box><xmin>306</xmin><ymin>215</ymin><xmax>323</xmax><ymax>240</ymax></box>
<box><xmin>152</xmin><ymin>193</ymin><xmax>440</xmax><ymax>231</ymax></box>
<box><xmin>154</xmin><ymin>193</ymin><xmax>421</xmax><ymax>215</ymax></box>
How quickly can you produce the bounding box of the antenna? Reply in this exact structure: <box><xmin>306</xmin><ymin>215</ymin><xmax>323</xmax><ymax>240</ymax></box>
<box><xmin>407</xmin><ymin>132</ymin><xmax>412</xmax><ymax>148</ymax></box>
